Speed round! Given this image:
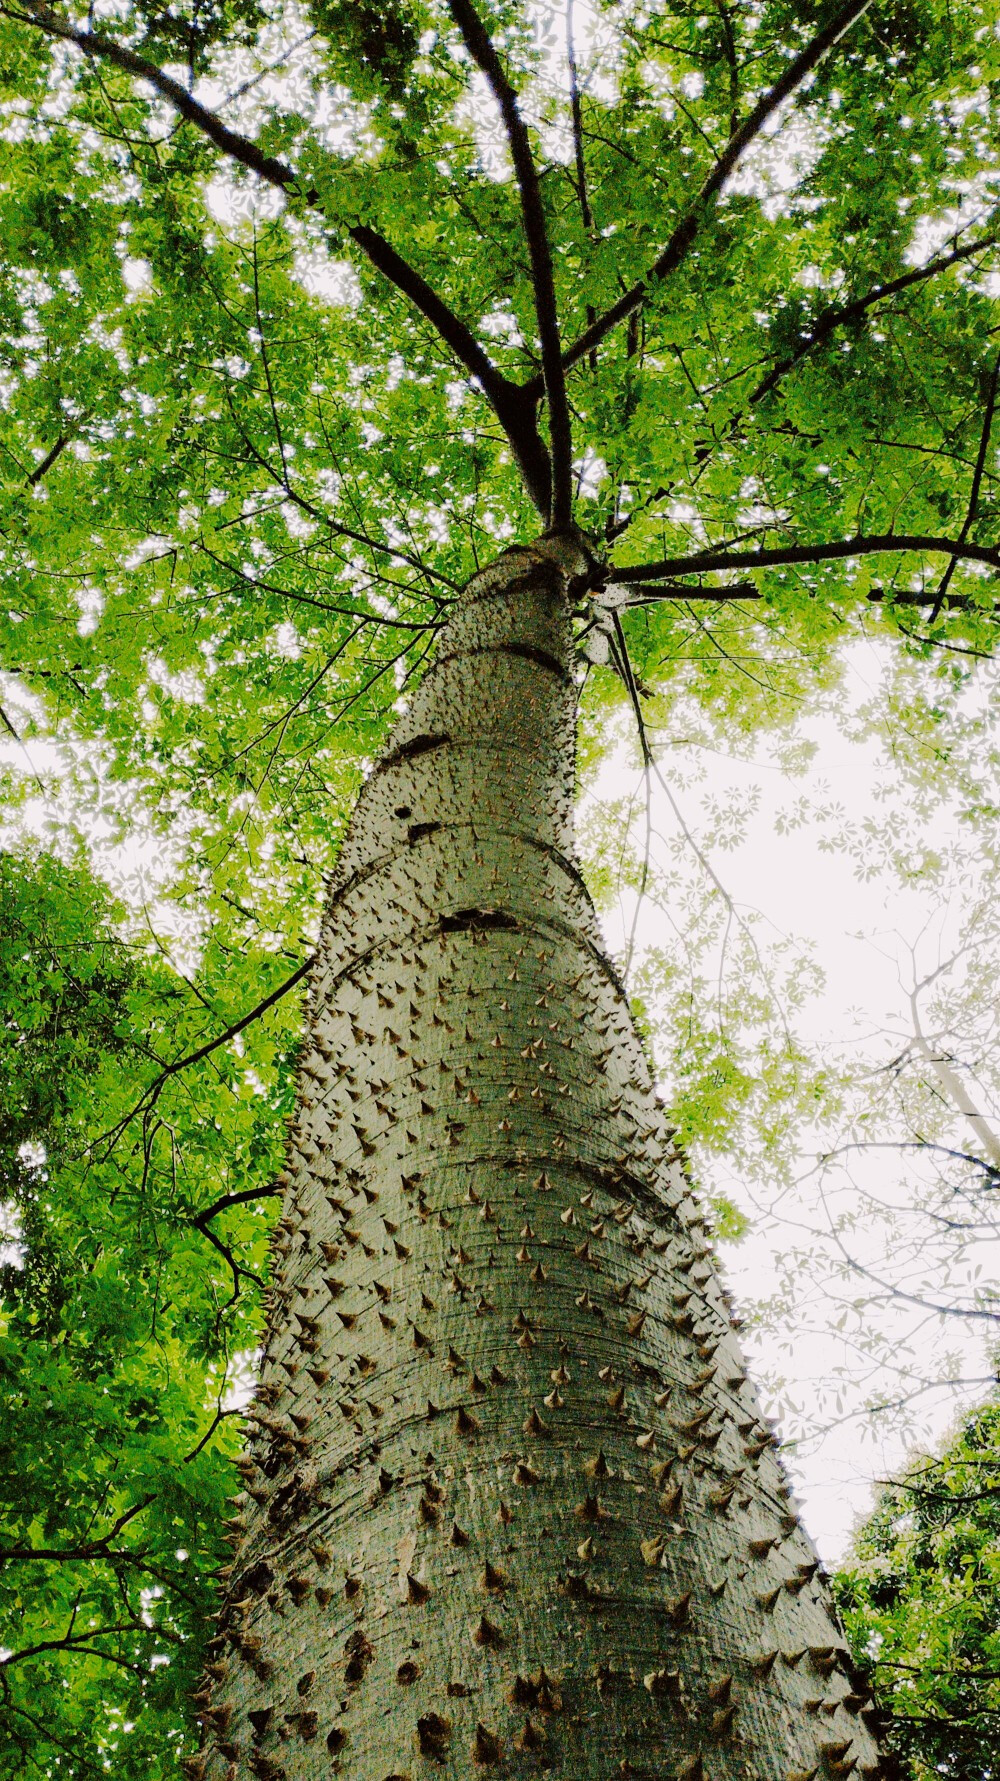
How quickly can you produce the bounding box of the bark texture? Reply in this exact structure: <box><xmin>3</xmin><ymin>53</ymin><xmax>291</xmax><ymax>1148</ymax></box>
<box><xmin>196</xmin><ymin>537</ymin><xmax>884</xmax><ymax>1781</ymax></box>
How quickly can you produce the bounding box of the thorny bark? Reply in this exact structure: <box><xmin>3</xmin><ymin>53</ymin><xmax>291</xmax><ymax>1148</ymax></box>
<box><xmin>191</xmin><ymin>537</ymin><xmax>884</xmax><ymax>1781</ymax></box>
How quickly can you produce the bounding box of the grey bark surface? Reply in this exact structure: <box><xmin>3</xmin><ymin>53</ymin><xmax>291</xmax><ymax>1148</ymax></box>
<box><xmin>195</xmin><ymin>538</ymin><xmax>883</xmax><ymax>1781</ymax></box>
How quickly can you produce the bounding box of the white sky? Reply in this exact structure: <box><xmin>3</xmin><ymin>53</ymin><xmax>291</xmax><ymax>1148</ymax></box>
<box><xmin>596</xmin><ymin>634</ymin><xmax>1000</xmax><ymax>1559</ymax></box>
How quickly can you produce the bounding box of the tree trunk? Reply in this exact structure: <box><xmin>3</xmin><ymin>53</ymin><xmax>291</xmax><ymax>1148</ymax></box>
<box><xmin>194</xmin><ymin>535</ymin><xmax>883</xmax><ymax>1781</ymax></box>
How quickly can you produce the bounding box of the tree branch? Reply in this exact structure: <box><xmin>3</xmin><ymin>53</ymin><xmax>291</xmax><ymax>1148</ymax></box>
<box><xmin>566</xmin><ymin>0</ymin><xmax>599</xmax><ymax>375</ymax></box>
<box><xmin>91</xmin><ymin>953</ymin><xmax>313</xmax><ymax>1156</ymax></box>
<box><xmin>908</xmin><ymin>972</ymin><xmax>1000</xmax><ymax>1171</ymax></box>
<box><xmin>194</xmin><ymin>1221</ymin><xmax>263</xmax><ymax>1301</ymax></box>
<box><xmin>6</xmin><ymin>1</ymin><xmax>552</xmax><ymax>514</ymax></box>
<box><xmin>611</xmin><ymin>532</ymin><xmax>1000</xmax><ymax>584</ymax></box>
<box><xmin>620</xmin><ymin>579</ymin><xmax>762</xmax><ymax>603</ymax></box>
<box><xmin>605</xmin><ymin>228</ymin><xmax>1000</xmax><ymax>545</ymax></box>
<box><xmin>607</xmin><ymin>612</ymin><xmax>653</xmax><ymax>980</ymax></box>
<box><xmin>531</xmin><ymin>0</ymin><xmax>874</xmax><ymax>387</ymax></box>
<box><xmin>143</xmin><ymin>955</ymin><xmax>314</xmax><ymax>1089</ymax></box>
<box><xmin>446</xmin><ymin>0</ymin><xmax>573</xmax><ymax>524</ymax></box>
<box><xmin>566</xmin><ymin>0</ymin><xmax>594</xmax><ymax>235</ymax></box>
<box><xmin>749</xmin><ymin>232</ymin><xmax>1000</xmax><ymax>411</ymax></box>
<box><xmin>350</xmin><ymin>221</ymin><xmax>553</xmax><ymax>513</ymax></box>
<box><xmin>715</xmin><ymin>0</ymin><xmax>741</xmax><ymax>136</ymax></box>
<box><xmin>182</xmin><ymin>1403</ymin><xmax>242</xmax><ymax>1465</ymax></box>
<box><xmin>928</xmin><ymin>351</ymin><xmax>1000</xmax><ymax>621</ymax></box>
<box><xmin>27</xmin><ymin>433</ymin><xmax>72</xmax><ymax>486</ymax></box>
<box><xmin>0</xmin><ymin>1625</ymin><xmax>147</xmax><ymax>1670</ymax></box>
<box><xmin>192</xmin><ymin>1184</ymin><xmax>284</xmax><ymax>1226</ymax></box>
<box><xmin>0</xmin><ymin>1499</ymin><xmax>156</xmax><ymax>1565</ymax></box>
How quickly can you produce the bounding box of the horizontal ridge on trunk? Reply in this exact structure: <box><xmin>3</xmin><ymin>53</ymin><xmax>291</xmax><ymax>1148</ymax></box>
<box><xmin>194</xmin><ymin>537</ymin><xmax>883</xmax><ymax>1781</ymax></box>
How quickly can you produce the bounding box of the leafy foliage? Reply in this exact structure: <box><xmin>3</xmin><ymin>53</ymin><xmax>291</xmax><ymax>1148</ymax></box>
<box><xmin>836</xmin><ymin>1396</ymin><xmax>1000</xmax><ymax>1781</ymax></box>
<box><xmin>0</xmin><ymin>844</ymin><xmax>301</xmax><ymax>1775</ymax></box>
<box><xmin>0</xmin><ymin>0</ymin><xmax>998</xmax><ymax>1769</ymax></box>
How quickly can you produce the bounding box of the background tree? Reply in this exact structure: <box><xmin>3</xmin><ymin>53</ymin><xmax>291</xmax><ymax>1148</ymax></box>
<box><xmin>0</xmin><ymin>0</ymin><xmax>998</xmax><ymax>1774</ymax></box>
<box><xmin>835</xmin><ymin>1393</ymin><xmax>1000</xmax><ymax>1781</ymax></box>
<box><xmin>0</xmin><ymin>842</ymin><xmax>296</xmax><ymax>1777</ymax></box>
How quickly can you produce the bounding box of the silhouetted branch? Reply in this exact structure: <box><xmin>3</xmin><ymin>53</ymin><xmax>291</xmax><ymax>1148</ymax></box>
<box><xmin>446</xmin><ymin>0</ymin><xmax>572</xmax><ymax>523</ymax></box>
<box><xmin>566</xmin><ymin>0</ymin><xmax>594</xmax><ymax>235</ymax></box>
<box><xmin>815</xmin><ymin>1137</ymin><xmax>1000</xmax><ymax>1185</ymax></box>
<box><xmin>715</xmin><ymin>0</ymin><xmax>740</xmax><ymax>136</ymax></box>
<box><xmin>533</xmin><ymin>0</ymin><xmax>874</xmax><ymax>383</ymax></box>
<box><xmin>621</xmin><ymin>580</ymin><xmax>762</xmax><ymax>603</ymax></box>
<box><xmin>27</xmin><ymin>434</ymin><xmax>71</xmax><ymax>485</ymax></box>
<box><xmin>0</xmin><ymin>1625</ymin><xmax>149</xmax><ymax>1672</ymax></box>
<box><xmin>194</xmin><ymin>1185</ymin><xmax>284</xmax><ymax>1225</ymax></box>
<box><xmin>750</xmin><ymin>232</ymin><xmax>1000</xmax><ymax>410</ymax></box>
<box><xmin>6</xmin><ymin>1</ymin><xmax>553</xmax><ymax>512</ymax></box>
<box><xmin>607</xmin><ymin>611</ymin><xmax>653</xmax><ymax>980</ymax></box>
<box><xmin>929</xmin><ymin>352</ymin><xmax>1000</xmax><ymax>621</ymax></box>
<box><xmin>611</xmin><ymin>533</ymin><xmax>1000</xmax><ymax>583</ymax></box>
<box><xmin>182</xmin><ymin>1403</ymin><xmax>243</xmax><ymax>1464</ymax></box>
<box><xmin>0</xmin><ymin>1499</ymin><xmax>156</xmax><ymax>1564</ymax></box>
<box><xmin>195</xmin><ymin>1220</ymin><xmax>263</xmax><ymax>1302</ymax></box>
<box><xmin>91</xmin><ymin>954</ymin><xmax>313</xmax><ymax>1156</ymax></box>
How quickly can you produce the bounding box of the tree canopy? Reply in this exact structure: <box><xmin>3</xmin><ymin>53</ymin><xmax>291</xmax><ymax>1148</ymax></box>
<box><xmin>1</xmin><ymin>0</ymin><xmax>1000</xmax><ymax>1772</ymax></box>
<box><xmin>836</xmin><ymin>1394</ymin><xmax>1000</xmax><ymax>1781</ymax></box>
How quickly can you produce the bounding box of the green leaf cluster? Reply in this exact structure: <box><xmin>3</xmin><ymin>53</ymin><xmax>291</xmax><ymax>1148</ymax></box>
<box><xmin>0</xmin><ymin>843</ymin><xmax>303</xmax><ymax>1775</ymax></box>
<box><xmin>836</xmin><ymin>1396</ymin><xmax>1000</xmax><ymax>1781</ymax></box>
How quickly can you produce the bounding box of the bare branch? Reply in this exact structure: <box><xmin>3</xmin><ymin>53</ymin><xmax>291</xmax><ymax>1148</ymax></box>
<box><xmin>195</xmin><ymin>1220</ymin><xmax>264</xmax><ymax>1301</ymax></box>
<box><xmin>140</xmin><ymin>955</ymin><xmax>313</xmax><ymax>1090</ymax></box>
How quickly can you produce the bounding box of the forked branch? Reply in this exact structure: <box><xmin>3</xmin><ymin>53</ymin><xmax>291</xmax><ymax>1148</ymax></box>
<box><xmin>529</xmin><ymin>0</ymin><xmax>874</xmax><ymax>388</ymax></box>
<box><xmin>445</xmin><ymin>0</ymin><xmax>573</xmax><ymax>525</ymax></box>
<box><xmin>749</xmin><ymin>231</ymin><xmax>1000</xmax><ymax>411</ymax></box>
<box><xmin>5</xmin><ymin>0</ymin><xmax>553</xmax><ymax>515</ymax></box>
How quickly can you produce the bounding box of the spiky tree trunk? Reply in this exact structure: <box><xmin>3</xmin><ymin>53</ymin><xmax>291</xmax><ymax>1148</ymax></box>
<box><xmin>195</xmin><ymin>536</ymin><xmax>882</xmax><ymax>1781</ymax></box>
